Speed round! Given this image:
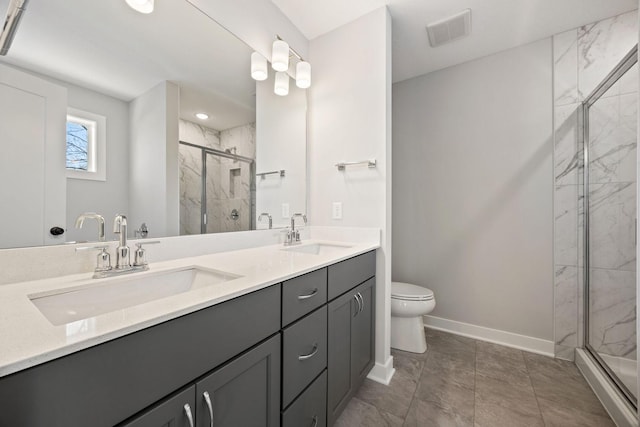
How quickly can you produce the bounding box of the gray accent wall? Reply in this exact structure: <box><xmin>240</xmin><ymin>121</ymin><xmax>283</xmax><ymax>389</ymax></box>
<box><xmin>392</xmin><ymin>39</ymin><xmax>554</xmax><ymax>341</ymax></box>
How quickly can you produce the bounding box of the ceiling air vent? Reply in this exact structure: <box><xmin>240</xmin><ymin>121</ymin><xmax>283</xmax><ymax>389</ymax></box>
<box><xmin>426</xmin><ymin>9</ymin><xmax>471</xmax><ymax>48</ymax></box>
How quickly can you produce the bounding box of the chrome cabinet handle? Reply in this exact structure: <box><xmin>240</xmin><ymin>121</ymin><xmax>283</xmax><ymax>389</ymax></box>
<box><xmin>353</xmin><ymin>293</ymin><xmax>362</xmax><ymax>316</ymax></box>
<box><xmin>203</xmin><ymin>391</ymin><xmax>213</xmax><ymax>427</ymax></box>
<box><xmin>357</xmin><ymin>292</ymin><xmax>364</xmax><ymax>314</ymax></box>
<box><xmin>310</xmin><ymin>415</ymin><xmax>319</xmax><ymax>427</ymax></box>
<box><xmin>183</xmin><ymin>403</ymin><xmax>194</xmax><ymax>427</ymax></box>
<box><xmin>297</xmin><ymin>288</ymin><xmax>319</xmax><ymax>300</ymax></box>
<box><xmin>298</xmin><ymin>343</ymin><xmax>319</xmax><ymax>361</ymax></box>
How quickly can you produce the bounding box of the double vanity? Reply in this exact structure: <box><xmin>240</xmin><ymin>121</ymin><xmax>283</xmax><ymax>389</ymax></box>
<box><xmin>0</xmin><ymin>238</ymin><xmax>378</xmax><ymax>427</ymax></box>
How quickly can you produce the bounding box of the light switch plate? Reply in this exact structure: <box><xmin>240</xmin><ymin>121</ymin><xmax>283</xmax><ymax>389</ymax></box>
<box><xmin>282</xmin><ymin>203</ymin><xmax>290</xmax><ymax>218</ymax></box>
<box><xmin>332</xmin><ymin>202</ymin><xmax>343</xmax><ymax>220</ymax></box>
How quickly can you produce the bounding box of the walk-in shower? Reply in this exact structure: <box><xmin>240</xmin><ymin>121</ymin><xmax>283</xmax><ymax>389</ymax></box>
<box><xmin>582</xmin><ymin>45</ymin><xmax>638</xmax><ymax>412</ymax></box>
<box><xmin>179</xmin><ymin>141</ymin><xmax>255</xmax><ymax>235</ymax></box>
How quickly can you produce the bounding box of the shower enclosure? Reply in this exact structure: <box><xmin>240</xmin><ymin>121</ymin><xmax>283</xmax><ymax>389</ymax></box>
<box><xmin>179</xmin><ymin>141</ymin><xmax>255</xmax><ymax>235</ymax></box>
<box><xmin>583</xmin><ymin>45</ymin><xmax>638</xmax><ymax>408</ymax></box>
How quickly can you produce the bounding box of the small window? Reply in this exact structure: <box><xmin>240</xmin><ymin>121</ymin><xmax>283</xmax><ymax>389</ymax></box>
<box><xmin>66</xmin><ymin>108</ymin><xmax>106</xmax><ymax>181</ymax></box>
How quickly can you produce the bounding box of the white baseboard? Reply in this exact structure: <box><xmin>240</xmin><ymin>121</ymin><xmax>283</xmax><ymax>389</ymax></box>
<box><xmin>423</xmin><ymin>315</ymin><xmax>554</xmax><ymax>357</ymax></box>
<box><xmin>366</xmin><ymin>355</ymin><xmax>396</xmax><ymax>385</ymax></box>
<box><xmin>575</xmin><ymin>348</ymin><xmax>638</xmax><ymax>427</ymax></box>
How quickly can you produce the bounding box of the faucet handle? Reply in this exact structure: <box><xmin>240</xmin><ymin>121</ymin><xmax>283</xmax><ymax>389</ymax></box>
<box><xmin>133</xmin><ymin>240</ymin><xmax>160</xmax><ymax>267</ymax></box>
<box><xmin>75</xmin><ymin>245</ymin><xmax>112</xmax><ymax>273</ymax></box>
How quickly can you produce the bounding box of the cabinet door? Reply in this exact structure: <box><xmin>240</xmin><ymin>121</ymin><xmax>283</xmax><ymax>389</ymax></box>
<box><xmin>351</xmin><ymin>278</ymin><xmax>375</xmax><ymax>388</ymax></box>
<box><xmin>327</xmin><ymin>289</ymin><xmax>358</xmax><ymax>426</ymax></box>
<box><xmin>121</xmin><ymin>386</ymin><xmax>196</xmax><ymax>427</ymax></box>
<box><xmin>195</xmin><ymin>335</ymin><xmax>281</xmax><ymax>427</ymax></box>
<box><xmin>327</xmin><ymin>278</ymin><xmax>376</xmax><ymax>426</ymax></box>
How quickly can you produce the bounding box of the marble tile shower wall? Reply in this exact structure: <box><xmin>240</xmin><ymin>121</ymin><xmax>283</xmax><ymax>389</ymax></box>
<box><xmin>178</xmin><ymin>120</ymin><xmax>256</xmax><ymax>235</ymax></box>
<box><xmin>553</xmin><ymin>10</ymin><xmax>638</xmax><ymax>361</ymax></box>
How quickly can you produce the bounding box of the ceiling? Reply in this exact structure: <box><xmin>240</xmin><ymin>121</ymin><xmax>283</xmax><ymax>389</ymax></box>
<box><xmin>270</xmin><ymin>0</ymin><xmax>639</xmax><ymax>83</ymax></box>
<box><xmin>0</xmin><ymin>0</ymin><xmax>256</xmax><ymax>130</ymax></box>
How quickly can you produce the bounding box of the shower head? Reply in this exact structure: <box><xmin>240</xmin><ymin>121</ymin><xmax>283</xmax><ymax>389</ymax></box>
<box><xmin>0</xmin><ymin>0</ymin><xmax>28</xmax><ymax>56</ymax></box>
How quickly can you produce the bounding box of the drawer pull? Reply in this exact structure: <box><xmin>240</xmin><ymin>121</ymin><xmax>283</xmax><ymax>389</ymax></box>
<box><xmin>297</xmin><ymin>288</ymin><xmax>319</xmax><ymax>300</ymax></box>
<box><xmin>203</xmin><ymin>391</ymin><xmax>214</xmax><ymax>427</ymax></box>
<box><xmin>183</xmin><ymin>403</ymin><xmax>194</xmax><ymax>427</ymax></box>
<box><xmin>298</xmin><ymin>343</ymin><xmax>319</xmax><ymax>361</ymax></box>
<box><xmin>310</xmin><ymin>415</ymin><xmax>319</xmax><ymax>427</ymax></box>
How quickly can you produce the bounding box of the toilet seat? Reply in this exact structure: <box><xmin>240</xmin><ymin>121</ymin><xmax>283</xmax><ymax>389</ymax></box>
<box><xmin>391</xmin><ymin>282</ymin><xmax>434</xmax><ymax>301</ymax></box>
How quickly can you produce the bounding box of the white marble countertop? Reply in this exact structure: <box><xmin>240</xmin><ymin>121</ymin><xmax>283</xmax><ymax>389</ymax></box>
<box><xmin>0</xmin><ymin>239</ymin><xmax>379</xmax><ymax>378</ymax></box>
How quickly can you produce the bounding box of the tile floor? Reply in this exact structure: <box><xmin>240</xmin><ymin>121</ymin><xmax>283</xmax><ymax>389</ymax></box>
<box><xmin>335</xmin><ymin>328</ymin><xmax>615</xmax><ymax>426</ymax></box>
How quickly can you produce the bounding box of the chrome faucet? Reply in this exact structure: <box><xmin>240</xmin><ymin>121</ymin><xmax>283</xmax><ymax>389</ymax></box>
<box><xmin>76</xmin><ymin>214</ymin><xmax>160</xmax><ymax>278</ymax></box>
<box><xmin>113</xmin><ymin>214</ymin><xmax>131</xmax><ymax>270</ymax></box>
<box><xmin>75</xmin><ymin>212</ymin><xmax>106</xmax><ymax>242</ymax></box>
<box><xmin>285</xmin><ymin>213</ymin><xmax>307</xmax><ymax>246</ymax></box>
<box><xmin>258</xmin><ymin>213</ymin><xmax>272</xmax><ymax>229</ymax></box>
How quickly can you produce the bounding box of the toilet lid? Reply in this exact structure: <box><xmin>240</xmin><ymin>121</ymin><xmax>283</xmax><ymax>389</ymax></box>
<box><xmin>391</xmin><ymin>282</ymin><xmax>434</xmax><ymax>301</ymax></box>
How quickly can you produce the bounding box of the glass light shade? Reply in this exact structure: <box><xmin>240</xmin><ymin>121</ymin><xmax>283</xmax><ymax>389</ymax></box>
<box><xmin>125</xmin><ymin>0</ymin><xmax>154</xmax><ymax>14</ymax></box>
<box><xmin>271</xmin><ymin>40</ymin><xmax>290</xmax><ymax>72</ymax></box>
<box><xmin>295</xmin><ymin>61</ymin><xmax>311</xmax><ymax>89</ymax></box>
<box><xmin>274</xmin><ymin>72</ymin><xmax>289</xmax><ymax>96</ymax></box>
<box><xmin>250</xmin><ymin>52</ymin><xmax>268</xmax><ymax>81</ymax></box>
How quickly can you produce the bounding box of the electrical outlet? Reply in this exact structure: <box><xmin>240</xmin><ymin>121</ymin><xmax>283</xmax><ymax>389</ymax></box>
<box><xmin>332</xmin><ymin>202</ymin><xmax>343</xmax><ymax>220</ymax></box>
<box><xmin>281</xmin><ymin>203</ymin><xmax>290</xmax><ymax>218</ymax></box>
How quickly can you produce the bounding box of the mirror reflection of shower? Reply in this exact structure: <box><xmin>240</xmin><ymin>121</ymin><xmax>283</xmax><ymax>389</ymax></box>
<box><xmin>583</xmin><ymin>45</ymin><xmax>638</xmax><ymax>407</ymax></box>
<box><xmin>178</xmin><ymin>120</ymin><xmax>256</xmax><ymax>235</ymax></box>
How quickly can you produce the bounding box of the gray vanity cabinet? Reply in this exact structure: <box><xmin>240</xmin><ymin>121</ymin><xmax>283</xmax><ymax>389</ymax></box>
<box><xmin>327</xmin><ymin>253</ymin><xmax>376</xmax><ymax>427</ymax></box>
<box><xmin>122</xmin><ymin>335</ymin><xmax>280</xmax><ymax>427</ymax></box>
<box><xmin>120</xmin><ymin>386</ymin><xmax>196</xmax><ymax>427</ymax></box>
<box><xmin>195</xmin><ymin>334</ymin><xmax>281</xmax><ymax>427</ymax></box>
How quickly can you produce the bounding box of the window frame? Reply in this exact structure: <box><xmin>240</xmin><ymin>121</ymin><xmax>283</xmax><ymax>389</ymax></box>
<box><xmin>65</xmin><ymin>107</ymin><xmax>106</xmax><ymax>181</ymax></box>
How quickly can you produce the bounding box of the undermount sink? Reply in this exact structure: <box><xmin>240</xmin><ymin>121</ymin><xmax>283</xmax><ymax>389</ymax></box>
<box><xmin>282</xmin><ymin>242</ymin><xmax>353</xmax><ymax>255</ymax></box>
<box><xmin>29</xmin><ymin>267</ymin><xmax>241</xmax><ymax>326</ymax></box>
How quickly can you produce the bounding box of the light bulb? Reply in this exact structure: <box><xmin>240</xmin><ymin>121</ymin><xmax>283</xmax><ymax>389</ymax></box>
<box><xmin>295</xmin><ymin>61</ymin><xmax>311</xmax><ymax>89</ymax></box>
<box><xmin>251</xmin><ymin>52</ymin><xmax>268</xmax><ymax>81</ymax></box>
<box><xmin>271</xmin><ymin>40</ymin><xmax>290</xmax><ymax>72</ymax></box>
<box><xmin>274</xmin><ymin>72</ymin><xmax>289</xmax><ymax>96</ymax></box>
<box><xmin>125</xmin><ymin>0</ymin><xmax>154</xmax><ymax>14</ymax></box>
<box><xmin>195</xmin><ymin>113</ymin><xmax>209</xmax><ymax>120</ymax></box>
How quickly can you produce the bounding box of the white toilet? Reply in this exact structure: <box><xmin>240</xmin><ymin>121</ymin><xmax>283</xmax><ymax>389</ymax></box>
<box><xmin>390</xmin><ymin>282</ymin><xmax>435</xmax><ymax>353</ymax></box>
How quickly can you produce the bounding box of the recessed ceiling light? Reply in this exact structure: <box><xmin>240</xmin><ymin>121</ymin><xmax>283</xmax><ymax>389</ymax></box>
<box><xmin>195</xmin><ymin>113</ymin><xmax>209</xmax><ymax>120</ymax></box>
<box><xmin>125</xmin><ymin>0</ymin><xmax>154</xmax><ymax>14</ymax></box>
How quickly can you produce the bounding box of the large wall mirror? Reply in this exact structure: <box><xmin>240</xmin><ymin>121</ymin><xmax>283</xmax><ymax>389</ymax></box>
<box><xmin>0</xmin><ymin>0</ymin><xmax>307</xmax><ymax>250</ymax></box>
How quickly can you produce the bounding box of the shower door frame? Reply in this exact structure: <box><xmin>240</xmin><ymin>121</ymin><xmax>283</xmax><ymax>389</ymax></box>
<box><xmin>582</xmin><ymin>45</ymin><xmax>638</xmax><ymax>409</ymax></box>
<box><xmin>179</xmin><ymin>140</ymin><xmax>256</xmax><ymax>234</ymax></box>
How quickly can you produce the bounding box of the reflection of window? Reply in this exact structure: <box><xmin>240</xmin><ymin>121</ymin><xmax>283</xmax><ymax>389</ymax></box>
<box><xmin>66</xmin><ymin>108</ymin><xmax>106</xmax><ymax>181</ymax></box>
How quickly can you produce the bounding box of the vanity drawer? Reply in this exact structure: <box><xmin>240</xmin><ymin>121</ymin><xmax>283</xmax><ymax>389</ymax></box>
<box><xmin>282</xmin><ymin>306</ymin><xmax>328</xmax><ymax>408</ymax></box>
<box><xmin>282</xmin><ymin>268</ymin><xmax>327</xmax><ymax>326</ymax></box>
<box><xmin>282</xmin><ymin>370</ymin><xmax>327</xmax><ymax>427</ymax></box>
<box><xmin>328</xmin><ymin>251</ymin><xmax>376</xmax><ymax>300</ymax></box>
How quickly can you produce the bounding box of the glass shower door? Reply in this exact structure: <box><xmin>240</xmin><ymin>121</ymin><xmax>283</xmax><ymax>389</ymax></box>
<box><xmin>585</xmin><ymin>47</ymin><xmax>638</xmax><ymax>405</ymax></box>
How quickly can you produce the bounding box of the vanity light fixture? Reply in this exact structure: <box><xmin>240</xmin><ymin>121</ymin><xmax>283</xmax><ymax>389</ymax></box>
<box><xmin>271</xmin><ymin>39</ymin><xmax>290</xmax><ymax>72</ymax></box>
<box><xmin>295</xmin><ymin>61</ymin><xmax>311</xmax><ymax>89</ymax></box>
<box><xmin>125</xmin><ymin>0</ymin><xmax>154</xmax><ymax>14</ymax></box>
<box><xmin>274</xmin><ymin>71</ymin><xmax>289</xmax><ymax>96</ymax></box>
<box><xmin>195</xmin><ymin>112</ymin><xmax>209</xmax><ymax>120</ymax></box>
<box><xmin>251</xmin><ymin>52</ymin><xmax>268</xmax><ymax>81</ymax></box>
<box><xmin>260</xmin><ymin>35</ymin><xmax>312</xmax><ymax>95</ymax></box>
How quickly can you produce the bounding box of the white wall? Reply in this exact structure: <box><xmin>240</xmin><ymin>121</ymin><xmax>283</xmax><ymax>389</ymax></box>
<box><xmin>392</xmin><ymin>39</ymin><xmax>554</xmax><ymax>341</ymax></box>
<box><xmin>65</xmin><ymin>83</ymin><xmax>130</xmax><ymax>243</ymax></box>
<box><xmin>309</xmin><ymin>7</ymin><xmax>393</xmax><ymax>382</ymax></box>
<box><xmin>129</xmin><ymin>81</ymin><xmax>180</xmax><ymax>238</ymax></box>
<box><xmin>256</xmin><ymin>72</ymin><xmax>307</xmax><ymax>228</ymax></box>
